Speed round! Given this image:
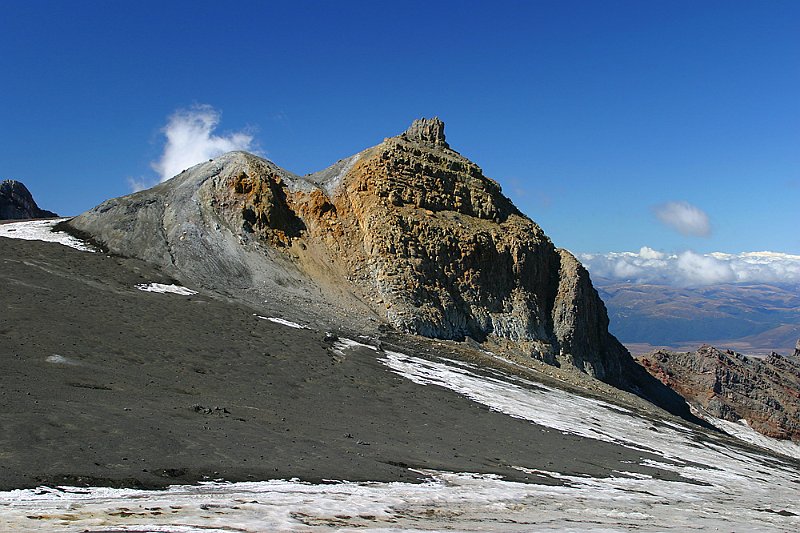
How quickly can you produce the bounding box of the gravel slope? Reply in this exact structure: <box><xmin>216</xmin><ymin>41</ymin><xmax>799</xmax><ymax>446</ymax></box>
<box><xmin>1</xmin><ymin>236</ymin><xmax>686</xmax><ymax>491</ymax></box>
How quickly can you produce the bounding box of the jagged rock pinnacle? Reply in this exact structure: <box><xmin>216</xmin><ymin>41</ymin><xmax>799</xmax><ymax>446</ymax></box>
<box><xmin>402</xmin><ymin>117</ymin><xmax>449</xmax><ymax>148</ymax></box>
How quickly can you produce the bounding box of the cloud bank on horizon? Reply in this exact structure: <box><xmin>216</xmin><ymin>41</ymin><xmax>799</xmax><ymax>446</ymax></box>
<box><xmin>653</xmin><ymin>201</ymin><xmax>711</xmax><ymax>237</ymax></box>
<box><xmin>129</xmin><ymin>105</ymin><xmax>255</xmax><ymax>191</ymax></box>
<box><xmin>578</xmin><ymin>247</ymin><xmax>800</xmax><ymax>287</ymax></box>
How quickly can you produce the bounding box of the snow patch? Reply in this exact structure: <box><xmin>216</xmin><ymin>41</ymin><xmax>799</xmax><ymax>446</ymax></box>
<box><xmin>329</xmin><ymin>337</ymin><xmax>379</xmax><ymax>357</ymax></box>
<box><xmin>703</xmin><ymin>414</ymin><xmax>800</xmax><ymax>460</ymax></box>
<box><xmin>0</xmin><ymin>218</ymin><xmax>95</xmax><ymax>252</ymax></box>
<box><xmin>45</xmin><ymin>354</ymin><xmax>77</xmax><ymax>365</ymax></box>
<box><xmin>379</xmin><ymin>349</ymin><xmax>652</xmax><ymax>451</ymax></box>
<box><xmin>255</xmin><ymin>316</ymin><xmax>309</xmax><ymax>329</ymax></box>
<box><xmin>135</xmin><ymin>283</ymin><xmax>198</xmax><ymax>296</ymax></box>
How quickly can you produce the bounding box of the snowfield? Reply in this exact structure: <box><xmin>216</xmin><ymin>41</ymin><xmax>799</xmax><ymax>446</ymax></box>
<box><xmin>2</xmin><ymin>339</ymin><xmax>798</xmax><ymax>532</ymax></box>
<box><xmin>4</xmin><ymin>468</ymin><xmax>795</xmax><ymax>533</ymax></box>
<box><xmin>0</xmin><ymin>218</ymin><xmax>95</xmax><ymax>252</ymax></box>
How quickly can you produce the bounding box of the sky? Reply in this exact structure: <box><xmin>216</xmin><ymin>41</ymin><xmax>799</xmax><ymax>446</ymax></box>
<box><xmin>2</xmin><ymin>0</ymin><xmax>798</xmax><ymax>272</ymax></box>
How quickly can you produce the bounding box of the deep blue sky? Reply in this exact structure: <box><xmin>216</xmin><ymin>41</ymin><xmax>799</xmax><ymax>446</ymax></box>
<box><xmin>2</xmin><ymin>0</ymin><xmax>798</xmax><ymax>254</ymax></box>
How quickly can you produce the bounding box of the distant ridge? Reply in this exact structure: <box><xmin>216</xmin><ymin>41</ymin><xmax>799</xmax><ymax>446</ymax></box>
<box><xmin>639</xmin><ymin>345</ymin><xmax>800</xmax><ymax>441</ymax></box>
<box><xmin>0</xmin><ymin>180</ymin><xmax>57</xmax><ymax>220</ymax></box>
<box><xmin>596</xmin><ymin>280</ymin><xmax>800</xmax><ymax>355</ymax></box>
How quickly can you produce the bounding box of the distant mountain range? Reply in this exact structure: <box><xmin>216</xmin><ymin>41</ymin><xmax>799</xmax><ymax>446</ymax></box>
<box><xmin>594</xmin><ymin>278</ymin><xmax>800</xmax><ymax>355</ymax></box>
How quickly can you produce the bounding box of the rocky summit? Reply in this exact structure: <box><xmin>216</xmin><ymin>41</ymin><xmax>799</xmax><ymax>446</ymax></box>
<box><xmin>638</xmin><ymin>345</ymin><xmax>800</xmax><ymax>441</ymax></box>
<box><xmin>66</xmin><ymin>119</ymin><xmax>678</xmax><ymax>401</ymax></box>
<box><xmin>0</xmin><ymin>180</ymin><xmax>57</xmax><ymax>220</ymax></box>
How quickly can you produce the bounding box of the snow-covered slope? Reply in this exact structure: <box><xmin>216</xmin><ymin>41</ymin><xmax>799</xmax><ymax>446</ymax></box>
<box><xmin>0</xmin><ymin>218</ymin><xmax>94</xmax><ymax>252</ymax></box>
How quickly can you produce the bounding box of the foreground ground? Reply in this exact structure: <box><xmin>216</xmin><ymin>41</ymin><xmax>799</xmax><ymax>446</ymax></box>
<box><xmin>1</xmin><ymin>225</ymin><xmax>799</xmax><ymax>531</ymax></box>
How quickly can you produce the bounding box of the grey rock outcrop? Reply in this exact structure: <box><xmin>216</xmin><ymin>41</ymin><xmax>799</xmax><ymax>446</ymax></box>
<box><xmin>401</xmin><ymin>117</ymin><xmax>449</xmax><ymax>148</ymax></box>
<box><xmin>639</xmin><ymin>345</ymin><xmax>800</xmax><ymax>441</ymax></box>
<box><xmin>65</xmin><ymin>119</ymin><xmax>688</xmax><ymax>407</ymax></box>
<box><xmin>0</xmin><ymin>180</ymin><xmax>57</xmax><ymax>220</ymax></box>
<box><xmin>794</xmin><ymin>339</ymin><xmax>800</xmax><ymax>359</ymax></box>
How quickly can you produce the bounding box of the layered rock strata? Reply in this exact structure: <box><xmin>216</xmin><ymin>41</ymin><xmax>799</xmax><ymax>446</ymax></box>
<box><xmin>638</xmin><ymin>345</ymin><xmax>800</xmax><ymax>440</ymax></box>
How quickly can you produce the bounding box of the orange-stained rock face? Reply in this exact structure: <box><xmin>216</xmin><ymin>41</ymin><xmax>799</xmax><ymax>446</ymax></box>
<box><xmin>341</xmin><ymin>136</ymin><xmax>513</xmax><ymax>222</ymax></box>
<box><xmin>207</xmin><ymin>121</ymin><xmax>627</xmax><ymax>382</ymax></box>
<box><xmin>223</xmin><ymin>167</ymin><xmax>305</xmax><ymax>247</ymax></box>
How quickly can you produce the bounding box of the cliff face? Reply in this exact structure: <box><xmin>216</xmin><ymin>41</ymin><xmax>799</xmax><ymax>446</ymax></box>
<box><xmin>0</xmin><ymin>180</ymin><xmax>57</xmax><ymax>220</ymax></box>
<box><xmin>638</xmin><ymin>345</ymin><xmax>800</xmax><ymax>441</ymax></box>
<box><xmin>66</xmin><ymin>119</ymin><xmax>645</xmax><ymax>389</ymax></box>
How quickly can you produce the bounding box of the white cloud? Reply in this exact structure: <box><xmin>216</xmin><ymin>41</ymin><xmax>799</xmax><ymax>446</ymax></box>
<box><xmin>638</xmin><ymin>246</ymin><xmax>665</xmax><ymax>260</ymax></box>
<box><xmin>126</xmin><ymin>105</ymin><xmax>257</xmax><ymax>192</ymax></box>
<box><xmin>653</xmin><ymin>201</ymin><xmax>711</xmax><ymax>237</ymax></box>
<box><xmin>578</xmin><ymin>247</ymin><xmax>800</xmax><ymax>287</ymax></box>
<box><xmin>127</xmin><ymin>177</ymin><xmax>151</xmax><ymax>193</ymax></box>
<box><xmin>674</xmin><ymin>250</ymin><xmax>736</xmax><ymax>285</ymax></box>
<box><xmin>152</xmin><ymin>104</ymin><xmax>255</xmax><ymax>183</ymax></box>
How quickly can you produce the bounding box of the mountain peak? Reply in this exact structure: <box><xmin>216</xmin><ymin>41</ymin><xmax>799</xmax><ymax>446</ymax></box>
<box><xmin>67</xmin><ymin>118</ymin><xmax>674</xmax><ymax>402</ymax></box>
<box><xmin>401</xmin><ymin>117</ymin><xmax>448</xmax><ymax>148</ymax></box>
<box><xmin>0</xmin><ymin>179</ymin><xmax>57</xmax><ymax>220</ymax></box>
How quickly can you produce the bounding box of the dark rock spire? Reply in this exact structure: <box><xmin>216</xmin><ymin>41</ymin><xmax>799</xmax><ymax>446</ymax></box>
<box><xmin>402</xmin><ymin>117</ymin><xmax>449</xmax><ymax>148</ymax></box>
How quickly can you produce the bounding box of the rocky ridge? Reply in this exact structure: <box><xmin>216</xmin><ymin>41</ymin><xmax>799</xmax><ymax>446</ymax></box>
<box><xmin>638</xmin><ymin>345</ymin><xmax>800</xmax><ymax>441</ymax></box>
<box><xmin>66</xmin><ymin>119</ymin><xmax>683</xmax><ymax>404</ymax></box>
<box><xmin>0</xmin><ymin>180</ymin><xmax>57</xmax><ymax>220</ymax></box>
